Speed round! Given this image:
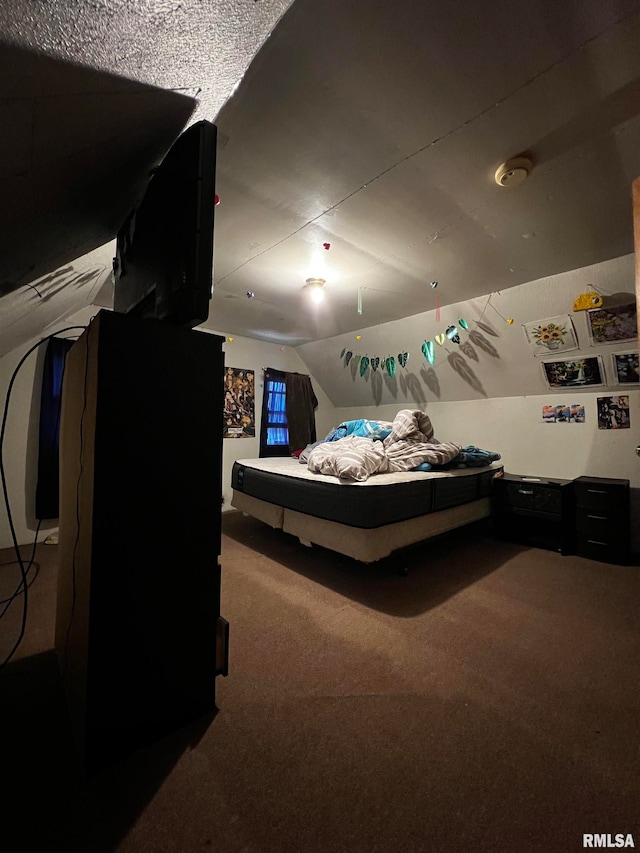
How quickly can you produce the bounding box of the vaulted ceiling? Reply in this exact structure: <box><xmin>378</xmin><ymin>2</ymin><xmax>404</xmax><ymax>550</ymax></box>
<box><xmin>2</xmin><ymin>0</ymin><xmax>640</xmax><ymax>356</ymax></box>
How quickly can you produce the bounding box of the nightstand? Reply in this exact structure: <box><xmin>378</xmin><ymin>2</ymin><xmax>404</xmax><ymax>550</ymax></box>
<box><xmin>491</xmin><ymin>473</ymin><xmax>574</xmax><ymax>554</ymax></box>
<box><xmin>573</xmin><ymin>476</ymin><xmax>630</xmax><ymax>565</ymax></box>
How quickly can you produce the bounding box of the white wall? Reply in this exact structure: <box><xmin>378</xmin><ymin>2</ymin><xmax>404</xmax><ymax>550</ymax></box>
<box><xmin>332</xmin><ymin>394</ymin><xmax>640</xmax><ymax>486</ymax></box>
<box><xmin>200</xmin><ymin>329</ymin><xmax>335</xmax><ymax>510</ymax></box>
<box><xmin>0</xmin><ymin>314</ymin><xmax>334</xmax><ymax>548</ymax></box>
<box><xmin>296</xmin><ymin>253</ymin><xmax>637</xmax><ymax>407</ymax></box>
<box><xmin>0</xmin><ymin>306</ymin><xmax>99</xmax><ymax>551</ymax></box>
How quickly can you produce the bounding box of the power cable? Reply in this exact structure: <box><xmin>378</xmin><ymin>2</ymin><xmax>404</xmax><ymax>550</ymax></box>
<box><xmin>0</xmin><ymin>326</ymin><xmax>86</xmax><ymax>672</ymax></box>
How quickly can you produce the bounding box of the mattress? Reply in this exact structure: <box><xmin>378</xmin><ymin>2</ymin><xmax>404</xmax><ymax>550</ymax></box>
<box><xmin>231</xmin><ymin>457</ymin><xmax>503</xmax><ymax>529</ymax></box>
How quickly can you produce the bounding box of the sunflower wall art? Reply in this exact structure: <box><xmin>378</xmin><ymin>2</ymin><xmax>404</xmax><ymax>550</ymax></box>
<box><xmin>522</xmin><ymin>315</ymin><xmax>578</xmax><ymax>356</ymax></box>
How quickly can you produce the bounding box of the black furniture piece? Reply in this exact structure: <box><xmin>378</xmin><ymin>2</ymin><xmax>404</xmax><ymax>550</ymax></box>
<box><xmin>573</xmin><ymin>475</ymin><xmax>630</xmax><ymax>565</ymax></box>
<box><xmin>491</xmin><ymin>473</ymin><xmax>574</xmax><ymax>554</ymax></box>
<box><xmin>56</xmin><ymin>310</ymin><xmax>228</xmax><ymax>775</ymax></box>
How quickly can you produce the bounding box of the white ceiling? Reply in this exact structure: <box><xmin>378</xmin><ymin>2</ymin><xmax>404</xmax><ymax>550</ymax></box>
<box><xmin>2</xmin><ymin>0</ymin><xmax>640</xmax><ymax>356</ymax></box>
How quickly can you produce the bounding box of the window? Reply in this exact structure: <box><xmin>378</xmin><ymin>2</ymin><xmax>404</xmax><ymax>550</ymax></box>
<box><xmin>259</xmin><ymin>367</ymin><xmax>318</xmax><ymax>458</ymax></box>
<box><xmin>265</xmin><ymin>378</ymin><xmax>289</xmax><ymax>447</ymax></box>
<box><xmin>259</xmin><ymin>369</ymin><xmax>290</xmax><ymax>457</ymax></box>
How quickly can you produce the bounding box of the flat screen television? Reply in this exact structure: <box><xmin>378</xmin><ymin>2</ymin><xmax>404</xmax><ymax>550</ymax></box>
<box><xmin>113</xmin><ymin>120</ymin><xmax>217</xmax><ymax>329</ymax></box>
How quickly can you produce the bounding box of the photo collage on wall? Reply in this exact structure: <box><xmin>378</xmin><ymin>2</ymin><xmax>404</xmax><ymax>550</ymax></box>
<box><xmin>223</xmin><ymin>367</ymin><xmax>256</xmax><ymax>438</ymax></box>
<box><xmin>533</xmin><ymin>299</ymin><xmax>637</xmax><ymax>428</ymax></box>
<box><xmin>542</xmin><ymin>403</ymin><xmax>585</xmax><ymax>424</ymax></box>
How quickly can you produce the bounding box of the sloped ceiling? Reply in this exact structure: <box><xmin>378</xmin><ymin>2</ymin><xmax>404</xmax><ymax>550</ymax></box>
<box><xmin>2</xmin><ymin>0</ymin><xmax>640</xmax><ymax>356</ymax></box>
<box><xmin>0</xmin><ymin>0</ymin><xmax>294</xmax><ymax>357</ymax></box>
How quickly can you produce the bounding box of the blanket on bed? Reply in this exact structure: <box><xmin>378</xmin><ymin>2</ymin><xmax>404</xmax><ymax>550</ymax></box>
<box><xmin>307</xmin><ymin>410</ymin><xmax>462</xmax><ymax>481</ymax></box>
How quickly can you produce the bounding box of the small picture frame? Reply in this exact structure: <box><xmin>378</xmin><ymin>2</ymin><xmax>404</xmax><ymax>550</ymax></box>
<box><xmin>541</xmin><ymin>355</ymin><xmax>604</xmax><ymax>389</ymax></box>
<box><xmin>611</xmin><ymin>351</ymin><xmax>639</xmax><ymax>385</ymax></box>
<box><xmin>587</xmin><ymin>301</ymin><xmax>637</xmax><ymax>346</ymax></box>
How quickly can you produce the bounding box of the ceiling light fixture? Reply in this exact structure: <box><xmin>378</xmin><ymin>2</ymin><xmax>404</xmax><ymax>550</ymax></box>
<box><xmin>305</xmin><ymin>277</ymin><xmax>326</xmax><ymax>303</ymax></box>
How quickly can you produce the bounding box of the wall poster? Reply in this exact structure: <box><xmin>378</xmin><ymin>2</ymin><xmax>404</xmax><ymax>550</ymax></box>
<box><xmin>611</xmin><ymin>351</ymin><xmax>639</xmax><ymax>385</ymax></box>
<box><xmin>597</xmin><ymin>396</ymin><xmax>630</xmax><ymax>430</ymax></box>
<box><xmin>541</xmin><ymin>355</ymin><xmax>604</xmax><ymax>389</ymax></box>
<box><xmin>587</xmin><ymin>301</ymin><xmax>637</xmax><ymax>346</ymax></box>
<box><xmin>223</xmin><ymin>367</ymin><xmax>256</xmax><ymax>438</ymax></box>
<box><xmin>522</xmin><ymin>315</ymin><xmax>578</xmax><ymax>356</ymax></box>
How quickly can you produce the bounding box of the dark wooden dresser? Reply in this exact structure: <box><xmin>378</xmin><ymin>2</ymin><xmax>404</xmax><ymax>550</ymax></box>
<box><xmin>491</xmin><ymin>473</ymin><xmax>574</xmax><ymax>554</ymax></box>
<box><xmin>573</xmin><ymin>476</ymin><xmax>630</xmax><ymax>565</ymax></box>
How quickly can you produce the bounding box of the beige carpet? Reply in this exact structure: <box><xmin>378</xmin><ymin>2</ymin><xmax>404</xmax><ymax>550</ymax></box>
<box><xmin>1</xmin><ymin>513</ymin><xmax>639</xmax><ymax>852</ymax></box>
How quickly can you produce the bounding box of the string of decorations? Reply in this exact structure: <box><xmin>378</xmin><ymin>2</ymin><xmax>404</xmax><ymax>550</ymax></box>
<box><xmin>339</xmin><ymin>291</ymin><xmax>515</xmax><ymax>375</ymax></box>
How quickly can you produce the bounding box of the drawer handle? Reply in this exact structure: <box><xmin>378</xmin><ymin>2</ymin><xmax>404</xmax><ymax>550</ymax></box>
<box><xmin>518</xmin><ymin>489</ymin><xmax>534</xmax><ymax>495</ymax></box>
<box><xmin>587</xmin><ymin>514</ymin><xmax>607</xmax><ymax>520</ymax></box>
<box><xmin>587</xmin><ymin>539</ymin><xmax>608</xmax><ymax>546</ymax></box>
<box><xmin>586</xmin><ymin>488</ymin><xmax>608</xmax><ymax>494</ymax></box>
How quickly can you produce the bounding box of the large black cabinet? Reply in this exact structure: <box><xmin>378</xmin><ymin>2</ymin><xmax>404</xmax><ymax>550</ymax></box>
<box><xmin>56</xmin><ymin>310</ymin><xmax>227</xmax><ymax>774</ymax></box>
<box><xmin>573</xmin><ymin>475</ymin><xmax>630</xmax><ymax>565</ymax></box>
<box><xmin>491</xmin><ymin>473</ymin><xmax>574</xmax><ymax>554</ymax></box>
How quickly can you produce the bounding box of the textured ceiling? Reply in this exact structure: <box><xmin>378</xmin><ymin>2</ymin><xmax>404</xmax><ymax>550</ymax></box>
<box><xmin>2</xmin><ymin>0</ymin><xmax>640</xmax><ymax>356</ymax></box>
<box><xmin>0</xmin><ymin>0</ymin><xmax>294</xmax><ymax>356</ymax></box>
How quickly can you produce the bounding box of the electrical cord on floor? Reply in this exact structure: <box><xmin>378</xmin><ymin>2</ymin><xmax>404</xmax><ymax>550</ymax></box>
<box><xmin>0</xmin><ymin>518</ymin><xmax>42</xmax><ymax>613</ymax></box>
<box><xmin>0</xmin><ymin>326</ymin><xmax>86</xmax><ymax>673</ymax></box>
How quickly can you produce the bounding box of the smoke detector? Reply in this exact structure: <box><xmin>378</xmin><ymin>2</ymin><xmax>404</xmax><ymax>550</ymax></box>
<box><xmin>495</xmin><ymin>156</ymin><xmax>533</xmax><ymax>188</ymax></box>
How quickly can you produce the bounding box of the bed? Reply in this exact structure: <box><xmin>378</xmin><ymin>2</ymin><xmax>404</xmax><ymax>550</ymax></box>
<box><xmin>230</xmin><ymin>456</ymin><xmax>503</xmax><ymax>564</ymax></box>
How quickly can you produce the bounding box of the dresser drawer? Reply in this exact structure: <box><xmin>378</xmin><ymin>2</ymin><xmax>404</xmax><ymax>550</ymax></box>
<box><xmin>576</xmin><ymin>537</ymin><xmax>628</xmax><ymax>565</ymax></box>
<box><xmin>575</xmin><ymin>507</ymin><xmax>624</xmax><ymax>543</ymax></box>
<box><xmin>573</xmin><ymin>476</ymin><xmax>630</xmax><ymax>511</ymax></box>
<box><xmin>499</xmin><ymin>481</ymin><xmax>563</xmax><ymax>514</ymax></box>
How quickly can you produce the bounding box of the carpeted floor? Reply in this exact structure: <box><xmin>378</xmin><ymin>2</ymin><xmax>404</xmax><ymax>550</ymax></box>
<box><xmin>1</xmin><ymin>512</ymin><xmax>639</xmax><ymax>852</ymax></box>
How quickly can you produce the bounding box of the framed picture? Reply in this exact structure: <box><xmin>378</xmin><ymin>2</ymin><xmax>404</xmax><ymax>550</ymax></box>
<box><xmin>586</xmin><ymin>301</ymin><xmax>637</xmax><ymax>345</ymax></box>
<box><xmin>541</xmin><ymin>355</ymin><xmax>604</xmax><ymax>389</ymax></box>
<box><xmin>597</xmin><ymin>396</ymin><xmax>630</xmax><ymax>430</ymax></box>
<box><xmin>523</xmin><ymin>315</ymin><xmax>578</xmax><ymax>356</ymax></box>
<box><xmin>611</xmin><ymin>351</ymin><xmax>639</xmax><ymax>385</ymax></box>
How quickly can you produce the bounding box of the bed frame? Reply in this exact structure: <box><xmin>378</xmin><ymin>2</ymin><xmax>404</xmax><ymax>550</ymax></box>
<box><xmin>231</xmin><ymin>458</ymin><xmax>503</xmax><ymax>564</ymax></box>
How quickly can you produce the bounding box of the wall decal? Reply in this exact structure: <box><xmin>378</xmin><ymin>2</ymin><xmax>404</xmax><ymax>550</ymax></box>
<box><xmin>587</xmin><ymin>301</ymin><xmax>637</xmax><ymax>345</ymax></box>
<box><xmin>223</xmin><ymin>367</ymin><xmax>255</xmax><ymax>438</ymax></box>
<box><xmin>611</xmin><ymin>351</ymin><xmax>639</xmax><ymax>385</ymax></box>
<box><xmin>541</xmin><ymin>355</ymin><xmax>604</xmax><ymax>389</ymax></box>
<box><xmin>523</xmin><ymin>315</ymin><xmax>578</xmax><ymax>356</ymax></box>
<box><xmin>597</xmin><ymin>395</ymin><xmax>630</xmax><ymax>429</ymax></box>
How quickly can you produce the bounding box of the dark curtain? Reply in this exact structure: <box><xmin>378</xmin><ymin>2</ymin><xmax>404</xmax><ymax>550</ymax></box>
<box><xmin>285</xmin><ymin>371</ymin><xmax>318</xmax><ymax>453</ymax></box>
<box><xmin>35</xmin><ymin>336</ymin><xmax>74</xmax><ymax>519</ymax></box>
